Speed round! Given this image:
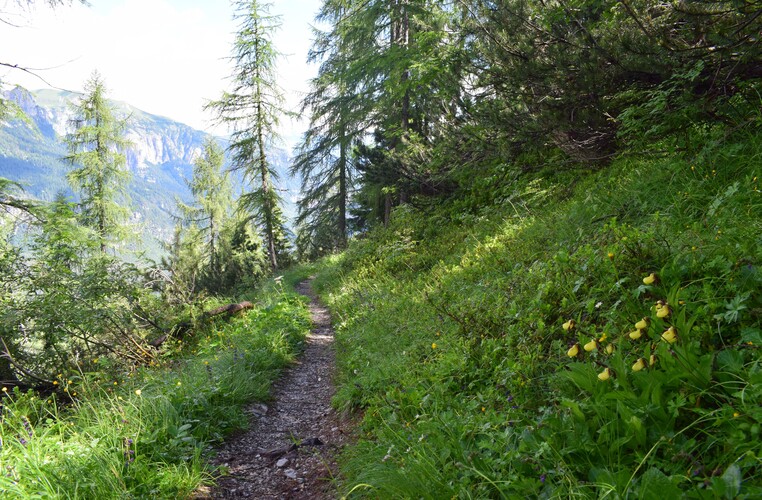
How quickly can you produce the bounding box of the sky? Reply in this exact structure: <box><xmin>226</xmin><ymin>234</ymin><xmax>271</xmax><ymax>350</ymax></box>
<box><xmin>0</xmin><ymin>0</ymin><xmax>323</xmax><ymax>149</ymax></box>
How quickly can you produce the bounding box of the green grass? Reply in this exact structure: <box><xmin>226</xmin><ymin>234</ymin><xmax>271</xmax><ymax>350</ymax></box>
<box><xmin>314</xmin><ymin>134</ymin><xmax>762</xmax><ymax>497</ymax></box>
<box><xmin>0</xmin><ymin>280</ymin><xmax>311</xmax><ymax>498</ymax></box>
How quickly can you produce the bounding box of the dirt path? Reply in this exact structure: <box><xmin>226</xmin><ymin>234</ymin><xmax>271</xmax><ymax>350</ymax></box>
<box><xmin>202</xmin><ymin>279</ymin><xmax>347</xmax><ymax>499</ymax></box>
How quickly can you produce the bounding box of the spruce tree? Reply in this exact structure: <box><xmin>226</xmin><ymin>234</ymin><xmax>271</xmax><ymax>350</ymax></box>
<box><xmin>63</xmin><ymin>71</ymin><xmax>131</xmax><ymax>253</ymax></box>
<box><xmin>300</xmin><ymin>0</ymin><xmax>459</xmax><ymax>229</ymax></box>
<box><xmin>179</xmin><ymin>138</ymin><xmax>231</xmax><ymax>282</ymax></box>
<box><xmin>291</xmin><ymin>3</ymin><xmax>358</xmax><ymax>254</ymax></box>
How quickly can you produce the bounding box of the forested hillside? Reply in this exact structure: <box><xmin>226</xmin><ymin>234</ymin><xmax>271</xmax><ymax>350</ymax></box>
<box><xmin>0</xmin><ymin>0</ymin><xmax>760</xmax><ymax>498</ymax></box>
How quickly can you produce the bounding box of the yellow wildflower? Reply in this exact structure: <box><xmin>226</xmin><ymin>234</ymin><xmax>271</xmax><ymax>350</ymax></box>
<box><xmin>607</xmin><ymin>252</ymin><xmax>614</xmax><ymax>259</ymax></box>
<box><xmin>583</xmin><ymin>340</ymin><xmax>597</xmax><ymax>352</ymax></box>
<box><xmin>629</xmin><ymin>330</ymin><xmax>643</xmax><ymax>340</ymax></box>
<box><xmin>562</xmin><ymin>319</ymin><xmax>576</xmax><ymax>331</ymax></box>
<box><xmin>649</xmin><ymin>354</ymin><xmax>657</xmax><ymax>366</ymax></box>
<box><xmin>597</xmin><ymin>368</ymin><xmax>612</xmax><ymax>381</ymax></box>
<box><xmin>567</xmin><ymin>344</ymin><xmax>580</xmax><ymax>357</ymax></box>
<box><xmin>605</xmin><ymin>344</ymin><xmax>615</xmax><ymax>355</ymax></box>
<box><xmin>431</xmin><ymin>343</ymin><xmax>437</xmax><ymax>349</ymax></box>
<box><xmin>635</xmin><ymin>317</ymin><xmax>650</xmax><ymax>331</ymax></box>
<box><xmin>656</xmin><ymin>305</ymin><xmax>670</xmax><ymax>318</ymax></box>
<box><xmin>632</xmin><ymin>358</ymin><xmax>646</xmax><ymax>372</ymax></box>
<box><xmin>135</xmin><ymin>389</ymin><xmax>142</xmax><ymax>397</ymax></box>
<box><xmin>661</xmin><ymin>326</ymin><xmax>677</xmax><ymax>344</ymax></box>
<box><xmin>643</xmin><ymin>273</ymin><xmax>657</xmax><ymax>285</ymax></box>
<box><xmin>599</xmin><ymin>333</ymin><xmax>608</xmax><ymax>342</ymax></box>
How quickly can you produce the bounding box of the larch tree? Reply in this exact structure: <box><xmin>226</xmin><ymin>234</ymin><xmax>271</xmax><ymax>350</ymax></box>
<box><xmin>63</xmin><ymin>71</ymin><xmax>131</xmax><ymax>253</ymax></box>
<box><xmin>299</xmin><ymin>0</ymin><xmax>462</xmax><ymax>230</ymax></box>
<box><xmin>291</xmin><ymin>2</ymin><xmax>361</xmax><ymax>255</ymax></box>
<box><xmin>207</xmin><ymin>0</ymin><xmax>290</xmax><ymax>271</ymax></box>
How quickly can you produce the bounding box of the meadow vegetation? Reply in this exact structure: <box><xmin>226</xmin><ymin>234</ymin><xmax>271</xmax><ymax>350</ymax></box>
<box><xmin>314</xmin><ymin>131</ymin><xmax>762</xmax><ymax>498</ymax></box>
<box><xmin>0</xmin><ymin>275</ymin><xmax>311</xmax><ymax>498</ymax></box>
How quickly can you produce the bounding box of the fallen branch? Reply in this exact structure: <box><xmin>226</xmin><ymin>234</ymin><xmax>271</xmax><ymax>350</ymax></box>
<box><xmin>0</xmin><ymin>337</ymin><xmax>53</xmax><ymax>386</ymax></box>
<box><xmin>258</xmin><ymin>437</ymin><xmax>324</xmax><ymax>460</ymax></box>
<box><xmin>149</xmin><ymin>302</ymin><xmax>254</xmax><ymax>348</ymax></box>
<box><xmin>205</xmin><ymin>301</ymin><xmax>254</xmax><ymax>317</ymax></box>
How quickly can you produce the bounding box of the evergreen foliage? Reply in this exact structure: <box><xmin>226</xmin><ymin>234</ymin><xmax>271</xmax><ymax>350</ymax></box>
<box><xmin>207</xmin><ymin>0</ymin><xmax>292</xmax><ymax>271</ymax></box>
<box><xmin>295</xmin><ymin>0</ymin><xmax>761</xmax><ymax>233</ymax></box>
<box><xmin>63</xmin><ymin>71</ymin><xmax>132</xmax><ymax>253</ymax></box>
<box><xmin>176</xmin><ymin>138</ymin><xmax>232</xmax><ymax>290</ymax></box>
<box><xmin>1</xmin><ymin>0</ymin><xmax>760</xmax><ymax>497</ymax></box>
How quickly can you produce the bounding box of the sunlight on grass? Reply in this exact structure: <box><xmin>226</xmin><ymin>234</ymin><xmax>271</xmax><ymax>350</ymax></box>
<box><xmin>0</xmin><ymin>278</ymin><xmax>311</xmax><ymax>498</ymax></box>
<box><xmin>316</xmin><ymin>136</ymin><xmax>762</xmax><ymax>497</ymax></box>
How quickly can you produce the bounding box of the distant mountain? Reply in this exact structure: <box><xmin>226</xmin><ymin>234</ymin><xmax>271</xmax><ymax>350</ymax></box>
<box><xmin>0</xmin><ymin>86</ymin><xmax>297</xmax><ymax>259</ymax></box>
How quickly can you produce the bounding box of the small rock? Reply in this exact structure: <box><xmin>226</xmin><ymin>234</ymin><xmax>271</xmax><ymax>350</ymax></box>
<box><xmin>248</xmin><ymin>404</ymin><xmax>268</xmax><ymax>417</ymax></box>
<box><xmin>331</xmin><ymin>427</ymin><xmax>339</xmax><ymax>433</ymax></box>
<box><xmin>276</xmin><ymin>458</ymin><xmax>289</xmax><ymax>468</ymax></box>
<box><xmin>284</xmin><ymin>468</ymin><xmax>298</xmax><ymax>480</ymax></box>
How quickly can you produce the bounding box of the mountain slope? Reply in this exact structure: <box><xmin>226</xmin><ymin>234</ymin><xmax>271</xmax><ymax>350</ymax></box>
<box><xmin>313</xmin><ymin>134</ymin><xmax>762</xmax><ymax>497</ymax></box>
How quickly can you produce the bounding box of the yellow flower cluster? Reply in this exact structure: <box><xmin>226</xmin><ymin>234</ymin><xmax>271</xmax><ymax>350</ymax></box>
<box><xmin>564</xmin><ymin>272</ymin><xmax>683</xmax><ymax>381</ymax></box>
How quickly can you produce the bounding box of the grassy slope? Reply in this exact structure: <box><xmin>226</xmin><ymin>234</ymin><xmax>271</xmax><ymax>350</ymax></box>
<box><xmin>315</xmin><ymin>138</ymin><xmax>761</xmax><ymax>497</ymax></box>
<box><xmin>0</xmin><ymin>274</ymin><xmax>312</xmax><ymax>498</ymax></box>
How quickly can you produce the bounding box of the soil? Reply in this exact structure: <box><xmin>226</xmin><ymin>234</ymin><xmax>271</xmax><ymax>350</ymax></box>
<box><xmin>196</xmin><ymin>279</ymin><xmax>348</xmax><ymax>499</ymax></box>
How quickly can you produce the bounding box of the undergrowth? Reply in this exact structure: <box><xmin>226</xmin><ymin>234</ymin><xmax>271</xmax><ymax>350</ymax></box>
<box><xmin>315</xmin><ymin>134</ymin><xmax>762</xmax><ymax>497</ymax></box>
<box><xmin>0</xmin><ymin>271</ymin><xmax>312</xmax><ymax>498</ymax></box>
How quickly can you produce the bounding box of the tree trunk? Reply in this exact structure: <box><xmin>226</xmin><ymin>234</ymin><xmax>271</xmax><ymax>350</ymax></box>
<box><xmin>254</xmin><ymin>29</ymin><xmax>278</xmax><ymax>272</ymax></box>
<box><xmin>338</xmin><ymin>129</ymin><xmax>348</xmax><ymax>248</ymax></box>
<box><xmin>384</xmin><ymin>192</ymin><xmax>392</xmax><ymax>226</ymax></box>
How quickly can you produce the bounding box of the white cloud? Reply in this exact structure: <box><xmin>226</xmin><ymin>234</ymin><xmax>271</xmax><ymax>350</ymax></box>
<box><xmin>0</xmin><ymin>0</ymin><xmax>321</xmax><ymax>147</ymax></box>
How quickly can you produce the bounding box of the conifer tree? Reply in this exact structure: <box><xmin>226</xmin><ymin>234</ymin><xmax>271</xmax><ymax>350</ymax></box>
<box><xmin>207</xmin><ymin>0</ymin><xmax>290</xmax><ymax>271</ymax></box>
<box><xmin>301</xmin><ymin>0</ymin><xmax>459</xmax><ymax>229</ymax></box>
<box><xmin>179</xmin><ymin>138</ymin><xmax>231</xmax><ymax>280</ymax></box>
<box><xmin>63</xmin><ymin>71</ymin><xmax>131</xmax><ymax>253</ymax></box>
<box><xmin>291</xmin><ymin>3</ymin><xmax>357</xmax><ymax>253</ymax></box>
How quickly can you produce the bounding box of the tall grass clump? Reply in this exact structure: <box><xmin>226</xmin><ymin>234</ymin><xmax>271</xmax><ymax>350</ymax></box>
<box><xmin>315</xmin><ymin>134</ymin><xmax>762</xmax><ymax>498</ymax></box>
<box><xmin>0</xmin><ymin>279</ymin><xmax>311</xmax><ymax>498</ymax></box>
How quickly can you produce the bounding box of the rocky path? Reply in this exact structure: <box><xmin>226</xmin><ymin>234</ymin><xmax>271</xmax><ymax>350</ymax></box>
<box><xmin>202</xmin><ymin>280</ymin><xmax>347</xmax><ymax>499</ymax></box>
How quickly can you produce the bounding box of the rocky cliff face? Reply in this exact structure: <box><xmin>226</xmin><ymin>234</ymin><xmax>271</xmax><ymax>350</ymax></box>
<box><xmin>0</xmin><ymin>87</ymin><xmax>211</xmax><ymax>256</ymax></box>
<box><xmin>5</xmin><ymin>86</ymin><xmax>206</xmax><ymax>179</ymax></box>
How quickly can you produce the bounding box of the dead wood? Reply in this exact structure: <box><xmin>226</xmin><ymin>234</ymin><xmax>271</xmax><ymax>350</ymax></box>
<box><xmin>149</xmin><ymin>302</ymin><xmax>254</xmax><ymax>348</ymax></box>
<box><xmin>258</xmin><ymin>437</ymin><xmax>324</xmax><ymax>460</ymax></box>
<box><xmin>205</xmin><ymin>301</ymin><xmax>254</xmax><ymax>317</ymax></box>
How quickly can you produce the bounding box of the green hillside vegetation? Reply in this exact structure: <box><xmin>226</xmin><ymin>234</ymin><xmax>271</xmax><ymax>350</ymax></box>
<box><xmin>312</xmin><ymin>134</ymin><xmax>761</xmax><ymax>497</ymax></box>
<box><xmin>287</xmin><ymin>2</ymin><xmax>762</xmax><ymax>493</ymax></box>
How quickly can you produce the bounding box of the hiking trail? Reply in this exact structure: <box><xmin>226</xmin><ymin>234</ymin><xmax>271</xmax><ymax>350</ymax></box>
<box><xmin>198</xmin><ymin>279</ymin><xmax>348</xmax><ymax>499</ymax></box>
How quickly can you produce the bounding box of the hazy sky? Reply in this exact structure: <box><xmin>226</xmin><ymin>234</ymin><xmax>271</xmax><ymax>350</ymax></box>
<box><xmin>0</xmin><ymin>0</ymin><xmax>323</xmax><ymax>148</ymax></box>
